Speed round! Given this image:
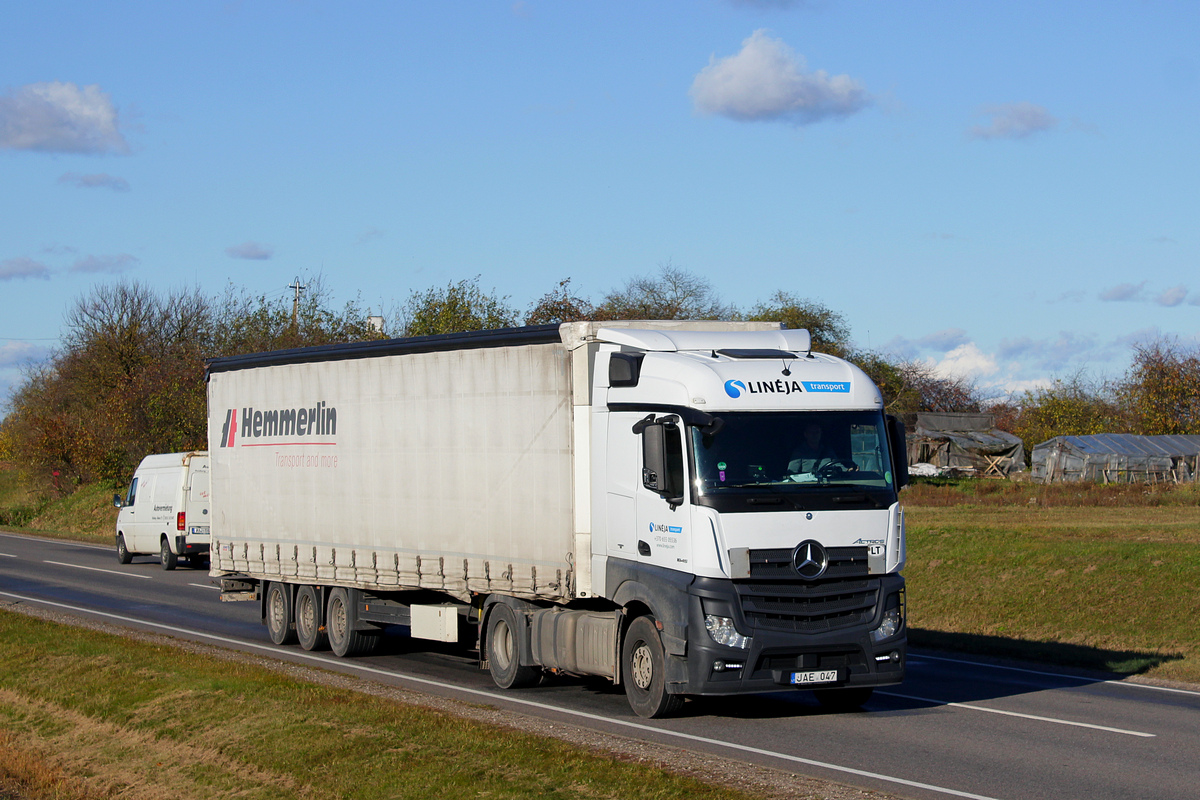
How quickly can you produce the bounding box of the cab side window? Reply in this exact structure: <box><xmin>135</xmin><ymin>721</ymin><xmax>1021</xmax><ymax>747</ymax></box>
<box><xmin>125</xmin><ymin>477</ymin><xmax>138</xmax><ymax>507</ymax></box>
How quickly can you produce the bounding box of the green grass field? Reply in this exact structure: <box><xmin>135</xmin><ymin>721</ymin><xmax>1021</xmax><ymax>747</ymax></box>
<box><xmin>0</xmin><ymin>611</ymin><xmax>762</xmax><ymax>800</ymax></box>
<box><xmin>904</xmin><ymin>503</ymin><xmax>1200</xmax><ymax>683</ymax></box>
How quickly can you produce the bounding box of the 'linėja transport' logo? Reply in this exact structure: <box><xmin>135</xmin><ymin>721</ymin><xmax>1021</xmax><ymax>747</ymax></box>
<box><xmin>724</xmin><ymin>379</ymin><xmax>850</xmax><ymax>399</ymax></box>
<box><xmin>219</xmin><ymin>401</ymin><xmax>337</xmax><ymax>447</ymax></box>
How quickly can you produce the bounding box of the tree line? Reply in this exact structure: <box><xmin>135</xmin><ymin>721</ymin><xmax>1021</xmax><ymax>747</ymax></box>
<box><xmin>2</xmin><ymin>265</ymin><xmax>1196</xmax><ymax>490</ymax></box>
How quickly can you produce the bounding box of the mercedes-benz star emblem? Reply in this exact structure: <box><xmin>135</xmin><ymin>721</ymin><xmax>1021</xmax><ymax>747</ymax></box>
<box><xmin>792</xmin><ymin>540</ymin><xmax>828</xmax><ymax>580</ymax></box>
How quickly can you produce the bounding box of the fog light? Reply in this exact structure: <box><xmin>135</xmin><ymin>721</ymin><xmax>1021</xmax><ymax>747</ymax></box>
<box><xmin>871</xmin><ymin>606</ymin><xmax>902</xmax><ymax>643</ymax></box>
<box><xmin>705</xmin><ymin>615</ymin><xmax>751</xmax><ymax>649</ymax></box>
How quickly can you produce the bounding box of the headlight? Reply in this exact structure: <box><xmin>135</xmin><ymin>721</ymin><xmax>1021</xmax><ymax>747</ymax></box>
<box><xmin>705</xmin><ymin>615</ymin><xmax>751</xmax><ymax>649</ymax></box>
<box><xmin>871</xmin><ymin>605</ymin><xmax>903</xmax><ymax>643</ymax></box>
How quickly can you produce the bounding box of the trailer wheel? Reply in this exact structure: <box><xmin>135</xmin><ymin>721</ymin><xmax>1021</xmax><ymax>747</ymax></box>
<box><xmin>326</xmin><ymin>587</ymin><xmax>380</xmax><ymax>657</ymax></box>
<box><xmin>159</xmin><ymin>538</ymin><xmax>178</xmax><ymax>571</ymax></box>
<box><xmin>115</xmin><ymin>534</ymin><xmax>132</xmax><ymax>565</ymax></box>
<box><xmin>295</xmin><ymin>585</ymin><xmax>327</xmax><ymax>651</ymax></box>
<box><xmin>265</xmin><ymin>583</ymin><xmax>297</xmax><ymax>646</ymax></box>
<box><xmin>485</xmin><ymin>604</ymin><xmax>540</xmax><ymax>689</ymax></box>
<box><xmin>813</xmin><ymin>687</ymin><xmax>874</xmax><ymax>711</ymax></box>
<box><xmin>621</xmin><ymin>616</ymin><xmax>684</xmax><ymax>719</ymax></box>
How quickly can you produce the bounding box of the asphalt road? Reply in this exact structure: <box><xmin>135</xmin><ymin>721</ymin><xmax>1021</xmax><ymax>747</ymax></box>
<box><xmin>2</xmin><ymin>529</ymin><xmax>1198</xmax><ymax>800</ymax></box>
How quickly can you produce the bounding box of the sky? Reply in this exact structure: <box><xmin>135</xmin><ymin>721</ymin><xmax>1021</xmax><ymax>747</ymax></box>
<box><xmin>2</xmin><ymin>1</ymin><xmax>1197</xmax><ymax>411</ymax></box>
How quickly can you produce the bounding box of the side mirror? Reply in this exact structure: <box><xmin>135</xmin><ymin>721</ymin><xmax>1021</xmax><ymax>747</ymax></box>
<box><xmin>112</xmin><ymin>493</ymin><xmax>124</xmax><ymax>509</ymax></box>
<box><xmin>642</xmin><ymin>422</ymin><xmax>667</xmax><ymax>493</ymax></box>
<box><xmin>886</xmin><ymin>415</ymin><xmax>909</xmax><ymax>489</ymax></box>
<box><xmin>640</xmin><ymin>417</ymin><xmax>685</xmax><ymax>506</ymax></box>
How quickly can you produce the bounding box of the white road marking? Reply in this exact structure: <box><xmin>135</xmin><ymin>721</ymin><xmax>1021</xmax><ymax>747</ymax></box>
<box><xmin>0</xmin><ymin>531</ymin><xmax>110</xmax><ymax>551</ymax></box>
<box><xmin>42</xmin><ymin>561</ymin><xmax>153</xmax><ymax>580</ymax></box>
<box><xmin>912</xmin><ymin>653</ymin><xmax>1200</xmax><ymax>698</ymax></box>
<box><xmin>879</xmin><ymin>691</ymin><xmax>1155</xmax><ymax>738</ymax></box>
<box><xmin>0</xmin><ymin>553</ymin><xmax>17</xmax><ymax>558</ymax></box>
<box><xmin>189</xmin><ymin>583</ymin><xmax>220</xmax><ymax>590</ymax></box>
<box><xmin>0</xmin><ymin>589</ymin><xmax>1006</xmax><ymax>800</ymax></box>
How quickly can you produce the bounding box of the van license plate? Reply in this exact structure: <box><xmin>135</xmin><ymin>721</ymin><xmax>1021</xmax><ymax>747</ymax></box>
<box><xmin>790</xmin><ymin>670</ymin><xmax>839</xmax><ymax>685</ymax></box>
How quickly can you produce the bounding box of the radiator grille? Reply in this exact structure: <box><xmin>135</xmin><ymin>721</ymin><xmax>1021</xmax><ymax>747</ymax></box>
<box><xmin>738</xmin><ymin>546</ymin><xmax>879</xmax><ymax>634</ymax></box>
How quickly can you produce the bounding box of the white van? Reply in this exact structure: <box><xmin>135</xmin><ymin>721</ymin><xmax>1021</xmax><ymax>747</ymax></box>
<box><xmin>113</xmin><ymin>451</ymin><xmax>210</xmax><ymax>570</ymax></box>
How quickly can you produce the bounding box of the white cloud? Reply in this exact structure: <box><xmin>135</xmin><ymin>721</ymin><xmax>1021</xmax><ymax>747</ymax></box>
<box><xmin>1156</xmin><ymin>285</ymin><xmax>1188</xmax><ymax>307</ymax></box>
<box><xmin>355</xmin><ymin>227</ymin><xmax>385</xmax><ymax>245</ymax></box>
<box><xmin>880</xmin><ymin>328</ymin><xmax>969</xmax><ymax>360</ymax></box>
<box><xmin>918</xmin><ymin>328</ymin><xmax>970</xmax><ymax>353</ymax></box>
<box><xmin>226</xmin><ymin>241</ymin><xmax>274</xmax><ymax>260</ymax></box>
<box><xmin>1099</xmin><ymin>281</ymin><xmax>1147</xmax><ymax>302</ymax></box>
<box><xmin>58</xmin><ymin>172</ymin><xmax>130</xmax><ymax>192</ymax></box>
<box><xmin>0</xmin><ymin>257</ymin><xmax>51</xmax><ymax>281</ymax></box>
<box><xmin>0</xmin><ymin>340</ymin><xmax>49</xmax><ymax>369</ymax></box>
<box><xmin>70</xmin><ymin>253</ymin><xmax>139</xmax><ymax>274</ymax></box>
<box><xmin>968</xmin><ymin>102</ymin><xmax>1057</xmax><ymax>141</ymax></box>
<box><xmin>997</xmin><ymin>332</ymin><xmax>1100</xmax><ymax>372</ymax></box>
<box><xmin>0</xmin><ymin>82</ymin><xmax>129</xmax><ymax>154</ymax></box>
<box><xmin>690</xmin><ymin>30</ymin><xmax>871</xmax><ymax>124</ymax></box>
<box><xmin>928</xmin><ymin>342</ymin><xmax>1000</xmax><ymax>380</ymax></box>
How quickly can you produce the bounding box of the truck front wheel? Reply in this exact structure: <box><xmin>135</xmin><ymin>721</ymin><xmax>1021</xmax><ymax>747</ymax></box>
<box><xmin>295</xmin><ymin>585</ymin><xmax>328</xmax><ymax>651</ymax></box>
<box><xmin>485</xmin><ymin>604</ymin><xmax>540</xmax><ymax>689</ymax></box>
<box><xmin>116</xmin><ymin>534</ymin><xmax>132</xmax><ymax>565</ymax></box>
<box><xmin>622</xmin><ymin>616</ymin><xmax>684</xmax><ymax>719</ymax></box>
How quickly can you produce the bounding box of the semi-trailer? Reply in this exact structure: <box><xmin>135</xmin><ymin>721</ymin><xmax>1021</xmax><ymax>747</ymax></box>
<box><xmin>207</xmin><ymin>320</ymin><xmax>908</xmax><ymax>717</ymax></box>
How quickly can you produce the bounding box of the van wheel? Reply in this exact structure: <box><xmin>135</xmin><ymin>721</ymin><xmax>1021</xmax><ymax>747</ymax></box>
<box><xmin>485</xmin><ymin>604</ymin><xmax>540</xmax><ymax>689</ymax></box>
<box><xmin>326</xmin><ymin>587</ymin><xmax>380</xmax><ymax>657</ymax></box>
<box><xmin>265</xmin><ymin>583</ymin><xmax>297</xmax><ymax>646</ymax></box>
<box><xmin>116</xmin><ymin>535</ymin><xmax>132</xmax><ymax>565</ymax></box>
<box><xmin>295</xmin><ymin>585</ymin><xmax>328</xmax><ymax>651</ymax></box>
<box><xmin>622</xmin><ymin>616</ymin><xmax>684</xmax><ymax>719</ymax></box>
<box><xmin>813</xmin><ymin>687</ymin><xmax>874</xmax><ymax>711</ymax></box>
<box><xmin>159</xmin><ymin>538</ymin><xmax>178</xmax><ymax>571</ymax></box>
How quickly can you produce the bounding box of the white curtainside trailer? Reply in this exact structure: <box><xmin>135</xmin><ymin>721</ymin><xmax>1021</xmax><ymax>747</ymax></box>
<box><xmin>208</xmin><ymin>321</ymin><xmax>909</xmax><ymax>717</ymax></box>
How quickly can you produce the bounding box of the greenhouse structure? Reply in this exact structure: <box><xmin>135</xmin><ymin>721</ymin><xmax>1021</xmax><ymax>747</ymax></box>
<box><xmin>906</xmin><ymin>412</ymin><xmax>1025</xmax><ymax>477</ymax></box>
<box><xmin>1030</xmin><ymin>434</ymin><xmax>1200</xmax><ymax>484</ymax></box>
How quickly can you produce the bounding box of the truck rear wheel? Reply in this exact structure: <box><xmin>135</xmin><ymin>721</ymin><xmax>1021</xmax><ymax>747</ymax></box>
<box><xmin>265</xmin><ymin>582</ymin><xmax>297</xmax><ymax>646</ymax></box>
<box><xmin>159</xmin><ymin>538</ymin><xmax>178</xmax><ymax>571</ymax></box>
<box><xmin>485</xmin><ymin>604</ymin><xmax>540</xmax><ymax>689</ymax></box>
<box><xmin>326</xmin><ymin>587</ymin><xmax>380</xmax><ymax>657</ymax></box>
<box><xmin>622</xmin><ymin>616</ymin><xmax>684</xmax><ymax>719</ymax></box>
<box><xmin>295</xmin><ymin>585</ymin><xmax>328</xmax><ymax>651</ymax></box>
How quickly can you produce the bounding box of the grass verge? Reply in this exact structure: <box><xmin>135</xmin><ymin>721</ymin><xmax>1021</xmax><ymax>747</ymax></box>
<box><xmin>904</xmin><ymin>503</ymin><xmax>1200</xmax><ymax>683</ymax></box>
<box><xmin>0</xmin><ymin>609</ymin><xmax>761</xmax><ymax>800</ymax></box>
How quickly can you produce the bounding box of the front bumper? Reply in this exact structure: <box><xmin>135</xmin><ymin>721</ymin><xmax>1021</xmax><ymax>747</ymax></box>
<box><xmin>678</xmin><ymin>574</ymin><xmax>906</xmax><ymax>696</ymax></box>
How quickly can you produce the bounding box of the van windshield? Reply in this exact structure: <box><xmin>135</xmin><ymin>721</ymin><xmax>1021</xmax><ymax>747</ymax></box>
<box><xmin>690</xmin><ymin>411</ymin><xmax>897</xmax><ymax>503</ymax></box>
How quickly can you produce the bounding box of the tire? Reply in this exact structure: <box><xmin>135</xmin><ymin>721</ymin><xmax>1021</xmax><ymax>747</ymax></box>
<box><xmin>116</xmin><ymin>534</ymin><xmax>132</xmax><ymax>565</ymax></box>
<box><xmin>326</xmin><ymin>587</ymin><xmax>380</xmax><ymax>657</ymax></box>
<box><xmin>485</xmin><ymin>604</ymin><xmax>540</xmax><ymax>689</ymax></box>
<box><xmin>621</xmin><ymin>616</ymin><xmax>684</xmax><ymax>719</ymax></box>
<box><xmin>265</xmin><ymin>582</ymin><xmax>297</xmax><ymax>646</ymax></box>
<box><xmin>813</xmin><ymin>687</ymin><xmax>874</xmax><ymax>711</ymax></box>
<box><xmin>159</xmin><ymin>538</ymin><xmax>178</xmax><ymax>571</ymax></box>
<box><xmin>295</xmin><ymin>585</ymin><xmax>328</xmax><ymax>651</ymax></box>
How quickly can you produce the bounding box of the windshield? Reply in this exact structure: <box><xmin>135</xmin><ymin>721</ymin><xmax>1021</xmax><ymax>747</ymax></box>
<box><xmin>691</xmin><ymin>411</ymin><xmax>897</xmax><ymax>499</ymax></box>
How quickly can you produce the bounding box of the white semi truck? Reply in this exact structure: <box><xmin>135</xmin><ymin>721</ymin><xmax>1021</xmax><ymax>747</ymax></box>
<box><xmin>207</xmin><ymin>320</ymin><xmax>908</xmax><ymax>717</ymax></box>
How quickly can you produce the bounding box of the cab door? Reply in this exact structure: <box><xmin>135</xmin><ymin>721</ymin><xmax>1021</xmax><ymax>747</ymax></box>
<box><xmin>633</xmin><ymin>416</ymin><xmax>692</xmax><ymax>572</ymax></box>
<box><xmin>127</xmin><ymin>474</ymin><xmax>154</xmax><ymax>552</ymax></box>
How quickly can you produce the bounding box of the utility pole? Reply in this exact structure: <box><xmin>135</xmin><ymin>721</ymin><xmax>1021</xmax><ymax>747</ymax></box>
<box><xmin>288</xmin><ymin>277</ymin><xmax>306</xmax><ymax>328</ymax></box>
